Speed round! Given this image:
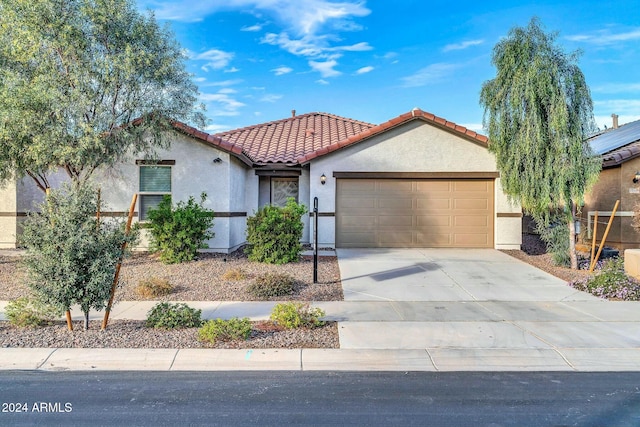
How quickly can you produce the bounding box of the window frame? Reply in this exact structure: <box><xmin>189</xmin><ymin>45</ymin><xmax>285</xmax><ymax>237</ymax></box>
<box><xmin>137</xmin><ymin>160</ymin><xmax>174</xmax><ymax>221</ymax></box>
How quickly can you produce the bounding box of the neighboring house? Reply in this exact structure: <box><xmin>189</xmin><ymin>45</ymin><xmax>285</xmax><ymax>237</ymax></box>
<box><xmin>582</xmin><ymin>115</ymin><xmax>640</xmax><ymax>250</ymax></box>
<box><xmin>0</xmin><ymin>108</ymin><xmax>522</xmax><ymax>251</ymax></box>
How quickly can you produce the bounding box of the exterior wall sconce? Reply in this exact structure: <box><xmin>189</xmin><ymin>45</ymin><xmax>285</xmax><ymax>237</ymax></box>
<box><xmin>320</xmin><ymin>174</ymin><xmax>327</xmax><ymax>185</ymax></box>
<box><xmin>213</xmin><ymin>157</ymin><xmax>222</xmax><ymax>164</ymax></box>
<box><xmin>634</xmin><ymin>172</ymin><xmax>640</xmax><ymax>183</ymax></box>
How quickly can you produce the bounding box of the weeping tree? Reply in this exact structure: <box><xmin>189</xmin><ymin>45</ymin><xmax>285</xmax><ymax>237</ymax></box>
<box><xmin>0</xmin><ymin>0</ymin><xmax>205</xmax><ymax>192</ymax></box>
<box><xmin>20</xmin><ymin>183</ymin><xmax>139</xmax><ymax>330</ymax></box>
<box><xmin>479</xmin><ymin>18</ymin><xmax>601</xmax><ymax>269</ymax></box>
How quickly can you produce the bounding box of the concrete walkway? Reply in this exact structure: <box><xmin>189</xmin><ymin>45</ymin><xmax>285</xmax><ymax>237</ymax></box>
<box><xmin>2</xmin><ymin>248</ymin><xmax>640</xmax><ymax>371</ymax></box>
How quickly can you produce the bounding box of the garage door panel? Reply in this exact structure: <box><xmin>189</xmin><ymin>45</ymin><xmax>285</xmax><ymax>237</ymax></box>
<box><xmin>379</xmin><ymin>215</ymin><xmax>413</xmax><ymax>227</ymax></box>
<box><xmin>378</xmin><ymin>198</ymin><xmax>413</xmax><ymax>209</ymax></box>
<box><xmin>418</xmin><ymin>198</ymin><xmax>450</xmax><ymax>210</ymax></box>
<box><xmin>337</xmin><ymin>178</ymin><xmax>494</xmax><ymax>248</ymax></box>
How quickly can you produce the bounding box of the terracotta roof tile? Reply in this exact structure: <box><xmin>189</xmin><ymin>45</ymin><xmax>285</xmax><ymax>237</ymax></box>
<box><xmin>213</xmin><ymin>112</ymin><xmax>375</xmax><ymax>165</ymax></box>
<box><xmin>602</xmin><ymin>140</ymin><xmax>640</xmax><ymax>168</ymax></box>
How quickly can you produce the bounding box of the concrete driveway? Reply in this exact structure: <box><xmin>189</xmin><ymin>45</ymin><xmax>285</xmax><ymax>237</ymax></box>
<box><xmin>316</xmin><ymin>248</ymin><xmax>640</xmax><ymax>371</ymax></box>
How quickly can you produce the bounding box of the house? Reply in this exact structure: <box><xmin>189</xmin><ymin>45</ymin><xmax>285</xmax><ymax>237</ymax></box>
<box><xmin>0</xmin><ymin>108</ymin><xmax>522</xmax><ymax>251</ymax></box>
<box><xmin>581</xmin><ymin>114</ymin><xmax>640</xmax><ymax>251</ymax></box>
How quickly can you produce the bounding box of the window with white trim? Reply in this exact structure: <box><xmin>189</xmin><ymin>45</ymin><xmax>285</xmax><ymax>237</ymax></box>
<box><xmin>138</xmin><ymin>163</ymin><xmax>172</xmax><ymax>220</ymax></box>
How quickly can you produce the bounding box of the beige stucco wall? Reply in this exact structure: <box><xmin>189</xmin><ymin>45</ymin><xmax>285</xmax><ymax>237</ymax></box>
<box><xmin>307</xmin><ymin>120</ymin><xmax>522</xmax><ymax>249</ymax></box>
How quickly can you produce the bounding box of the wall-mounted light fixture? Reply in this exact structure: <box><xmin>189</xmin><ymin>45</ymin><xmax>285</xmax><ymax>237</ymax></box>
<box><xmin>320</xmin><ymin>173</ymin><xmax>327</xmax><ymax>185</ymax></box>
<box><xmin>634</xmin><ymin>171</ymin><xmax>640</xmax><ymax>183</ymax></box>
<box><xmin>213</xmin><ymin>157</ymin><xmax>222</xmax><ymax>164</ymax></box>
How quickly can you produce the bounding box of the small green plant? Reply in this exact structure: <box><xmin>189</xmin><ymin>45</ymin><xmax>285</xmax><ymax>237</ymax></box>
<box><xmin>222</xmin><ymin>268</ymin><xmax>246</xmax><ymax>281</ymax></box>
<box><xmin>198</xmin><ymin>317</ymin><xmax>252</xmax><ymax>344</ymax></box>
<box><xmin>269</xmin><ymin>302</ymin><xmax>325</xmax><ymax>329</ymax></box>
<box><xmin>145</xmin><ymin>302</ymin><xmax>202</xmax><ymax>329</ymax></box>
<box><xmin>245</xmin><ymin>198</ymin><xmax>307</xmax><ymax>264</ymax></box>
<box><xmin>136</xmin><ymin>277</ymin><xmax>174</xmax><ymax>298</ymax></box>
<box><xmin>535</xmin><ymin>216</ymin><xmax>570</xmax><ymax>267</ymax></box>
<box><xmin>146</xmin><ymin>192</ymin><xmax>214</xmax><ymax>264</ymax></box>
<box><xmin>4</xmin><ymin>297</ymin><xmax>60</xmax><ymax>327</ymax></box>
<box><xmin>247</xmin><ymin>272</ymin><xmax>296</xmax><ymax>298</ymax></box>
<box><xmin>570</xmin><ymin>257</ymin><xmax>640</xmax><ymax>300</ymax></box>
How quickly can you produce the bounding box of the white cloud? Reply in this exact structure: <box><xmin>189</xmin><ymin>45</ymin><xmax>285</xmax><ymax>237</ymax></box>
<box><xmin>225</xmin><ymin>67</ymin><xmax>240</xmax><ymax>73</ymax></box>
<box><xmin>200</xmin><ymin>79</ymin><xmax>244</xmax><ymax>87</ymax></box>
<box><xmin>218</xmin><ymin>88</ymin><xmax>238</xmax><ymax>94</ymax></box>
<box><xmin>442</xmin><ymin>39</ymin><xmax>484</xmax><ymax>52</ymax></box>
<box><xmin>400</xmin><ymin>63</ymin><xmax>460</xmax><ymax>87</ymax></box>
<box><xmin>194</xmin><ymin>49</ymin><xmax>234</xmax><ymax>71</ymax></box>
<box><xmin>260</xmin><ymin>94</ymin><xmax>283</xmax><ymax>103</ymax></box>
<box><xmin>241</xmin><ymin>23</ymin><xmax>264</xmax><ymax>32</ymax></box>
<box><xmin>566</xmin><ymin>27</ymin><xmax>640</xmax><ymax>45</ymax></box>
<box><xmin>139</xmin><ymin>0</ymin><xmax>370</xmax><ymax>34</ymax></box>
<box><xmin>316</xmin><ymin>79</ymin><xmax>330</xmax><ymax>85</ymax></box>
<box><xmin>355</xmin><ymin>66</ymin><xmax>374</xmax><ymax>74</ymax></box>
<box><xmin>272</xmin><ymin>66</ymin><xmax>293</xmax><ymax>76</ymax></box>
<box><xmin>200</xmin><ymin>90</ymin><xmax>246</xmax><ymax>117</ymax></box>
<box><xmin>309</xmin><ymin>59</ymin><xmax>342</xmax><ymax>78</ymax></box>
<box><xmin>592</xmin><ymin>83</ymin><xmax>640</xmax><ymax>94</ymax></box>
<box><xmin>594</xmin><ymin>99</ymin><xmax>640</xmax><ymax>113</ymax></box>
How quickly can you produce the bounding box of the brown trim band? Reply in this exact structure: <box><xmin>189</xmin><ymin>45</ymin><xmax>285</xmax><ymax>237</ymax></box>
<box><xmin>255</xmin><ymin>169</ymin><xmax>302</xmax><ymax>177</ymax></box>
<box><xmin>214</xmin><ymin>212</ymin><xmax>247</xmax><ymax>218</ymax></box>
<box><xmin>0</xmin><ymin>212</ymin><xmax>28</xmax><ymax>217</ymax></box>
<box><xmin>497</xmin><ymin>212</ymin><xmax>523</xmax><ymax>218</ymax></box>
<box><xmin>309</xmin><ymin>212</ymin><xmax>335</xmax><ymax>217</ymax></box>
<box><xmin>99</xmin><ymin>212</ymin><xmax>139</xmax><ymax>217</ymax></box>
<box><xmin>0</xmin><ymin>211</ymin><xmax>246</xmax><ymax>218</ymax></box>
<box><xmin>135</xmin><ymin>160</ymin><xmax>176</xmax><ymax>165</ymax></box>
<box><xmin>332</xmin><ymin>172</ymin><xmax>500</xmax><ymax>179</ymax></box>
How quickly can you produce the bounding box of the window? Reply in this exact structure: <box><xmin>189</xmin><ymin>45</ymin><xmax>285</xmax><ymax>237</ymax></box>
<box><xmin>271</xmin><ymin>178</ymin><xmax>298</xmax><ymax>207</ymax></box>
<box><xmin>139</xmin><ymin>163</ymin><xmax>172</xmax><ymax>220</ymax></box>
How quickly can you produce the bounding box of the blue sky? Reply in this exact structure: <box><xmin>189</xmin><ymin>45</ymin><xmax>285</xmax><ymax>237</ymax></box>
<box><xmin>136</xmin><ymin>0</ymin><xmax>640</xmax><ymax>134</ymax></box>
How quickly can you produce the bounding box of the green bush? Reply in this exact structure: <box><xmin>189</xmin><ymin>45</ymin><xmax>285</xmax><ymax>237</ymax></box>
<box><xmin>270</xmin><ymin>302</ymin><xmax>325</xmax><ymax>329</ymax></box>
<box><xmin>145</xmin><ymin>302</ymin><xmax>202</xmax><ymax>329</ymax></box>
<box><xmin>535</xmin><ymin>217</ymin><xmax>570</xmax><ymax>267</ymax></box>
<box><xmin>19</xmin><ymin>183</ymin><xmax>138</xmax><ymax>330</ymax></box>
<box><xmin>247</xmin><ymin>272</ymin><xmax>296</xmax><ymax>298</ymax></box>
<box><xmin>198</xmin><ymin>317</ymin><xmax>252</xmax><ymax>344</ymax></box>
<box><xmin>147</xmin><ymin>193</ymin><xmax>214</xmax><ymax>264</ymax></box>
<box><xmin>136</xmin><ymin>277</ymin><xmax>174</xmax><ymax>298</ymax></box>
<box><xmin>4</xmin><ymin>297</ymin><xmax>60</xmax><ymax>328</ymax></box>
<box><xmin>570</xmin><ymin>257</ymin><xmax>640</xmax><ymax>300</ymax></box>
<box><xmin>245</xmin><ymin>198</ymin><xmax>307</xmax><ymax>264</ymax></box>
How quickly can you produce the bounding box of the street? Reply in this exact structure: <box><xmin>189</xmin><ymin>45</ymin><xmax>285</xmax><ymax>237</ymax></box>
<box><xmin>1</xmin><ymin>371</ymin><xmax>639</xmax><ymax>426</ymax></box>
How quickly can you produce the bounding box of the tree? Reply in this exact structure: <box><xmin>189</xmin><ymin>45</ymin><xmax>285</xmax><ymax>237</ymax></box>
<box><xmin>479</xmin><ymin>18</ymin><xmax>601</xmax><ymax>269</ymax></box>
<box><xmin>0</xmin><ymin>0</ymin><xmax>204</xmax><ymax>192</ymax></box>
<box><xmin>20</xmin><ymin>183</ymin><xmax>139</xmax><ymax>330</ymax></box>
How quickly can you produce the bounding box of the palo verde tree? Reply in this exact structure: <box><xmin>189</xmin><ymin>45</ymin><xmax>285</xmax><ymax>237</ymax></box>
<box><xmin>0</xmin><ymin>0</ymin><xmax>204</xmax><ymax>192</ymax></box>
<box><xmin>20</xmin><ymin>183</ymin><xmax>139</xmax><ymax>330</ymax></box>
<box><xmin>479</xmin><ymin>18</ymin><xmax>601</xmax><ymax>269</ymax></box>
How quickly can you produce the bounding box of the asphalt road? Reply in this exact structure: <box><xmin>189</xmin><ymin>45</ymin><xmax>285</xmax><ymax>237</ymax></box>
<box><xmin>1</xmin><ymin>371</ymin><xmax>639</xmax><ymax>426</ymax></box>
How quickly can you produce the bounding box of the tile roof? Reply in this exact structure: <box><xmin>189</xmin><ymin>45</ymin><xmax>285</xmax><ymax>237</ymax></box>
<box><xmin>214</xmin><ymin>112</ymin><xmax>375</xmax><ymax>165</ymax></box>
<box><xmin>588</xmin><ymin>119</ymin><xmax>640</xmax><ymax>168</ymax></box>
<box><xmin>297</xmin><ymin>108</ymin><xmax>489</xmax><ymax>164</ymax></box>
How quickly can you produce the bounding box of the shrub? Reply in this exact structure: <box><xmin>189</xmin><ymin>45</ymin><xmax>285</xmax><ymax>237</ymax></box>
<box><xmin>535</xmin><ymin>217</ymin><xmax>570</xmax><ymax>267</ymax></box>
<box><xmin>19</xmin><ymin>183</ymin><xmax>138</xmax><ymax>330</ymax></box>
<box><xmin>247</xmin><ymin>272</ymin><xmax>296</xmax><ymax>298</ymax></box>
<box><xmin>147</xmin><ymin>193</ymin><xmax>214</xmax><ymax>264</ymax></box>
<box><xmin>222</xmin><ymin>268</ymin><xmax>246</xmax><ymax>281</ymax></box>
<box><xmin>4</xmin><ymin>297</ymin><xmax>60</xmax><ymax>328</ymax></box>
<box><xmin>245</xmin><ymin>198</ymin><xmax>307</xmax><ymax>264</ymax></box>
<box><xmin>145</xmin><ymin>302</ymin><xmax>202</xmax><ymax>328</ymax></box>
<box><xmin>270</xmin><ymin>302</ymin><xmax>325</xmax><ymax>329</ymax></box>
<box><xmin>136</xmin><ymin>277</ymin><xmax>174</xmax><ymax>298</ymax></box>
<box><xmin>569</xmin><ymin>257</ymin><xmax>640</xmax><ymax>300</ymax></box>
<box><xmin>198</xmin><ymin>317</ymin><xmax>252</xmax><ymax>344</ymax></box>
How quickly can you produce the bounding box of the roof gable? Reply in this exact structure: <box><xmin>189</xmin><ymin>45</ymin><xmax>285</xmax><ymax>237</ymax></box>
<box><xmin>298</xmin><ymin>108</ymin><xmax>489</xmax><ymax>164</ymax></box>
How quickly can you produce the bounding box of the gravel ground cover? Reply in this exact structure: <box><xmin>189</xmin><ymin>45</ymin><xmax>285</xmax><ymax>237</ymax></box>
<box><xmin>0</xmin><ymin>249</ymin><xmax>342</xmax><ymax>349</ymax></box>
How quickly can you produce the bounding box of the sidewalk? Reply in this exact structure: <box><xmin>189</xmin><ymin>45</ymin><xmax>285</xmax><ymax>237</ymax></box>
<box><xmin>2</xmin><ymin>248</ymin><xmax>640</xmax><ymax>372</ymax></box>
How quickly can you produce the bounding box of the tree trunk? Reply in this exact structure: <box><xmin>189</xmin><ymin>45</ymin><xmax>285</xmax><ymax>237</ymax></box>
<box><xmin>569</xmin><ymin>201</ymin><xmax>578</xmax><ymax>270</ymax></box>
<box><xmin>84</xmin><ymin>310</ymin><xmax>90</xmax><ymax>331</ymax></box>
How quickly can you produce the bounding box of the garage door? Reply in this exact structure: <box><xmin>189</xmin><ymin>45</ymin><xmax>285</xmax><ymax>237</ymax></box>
<box><xmin>336</xmin><ymin>179</ymin><xmax>494</xmax><ymax>248</ymax></box>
